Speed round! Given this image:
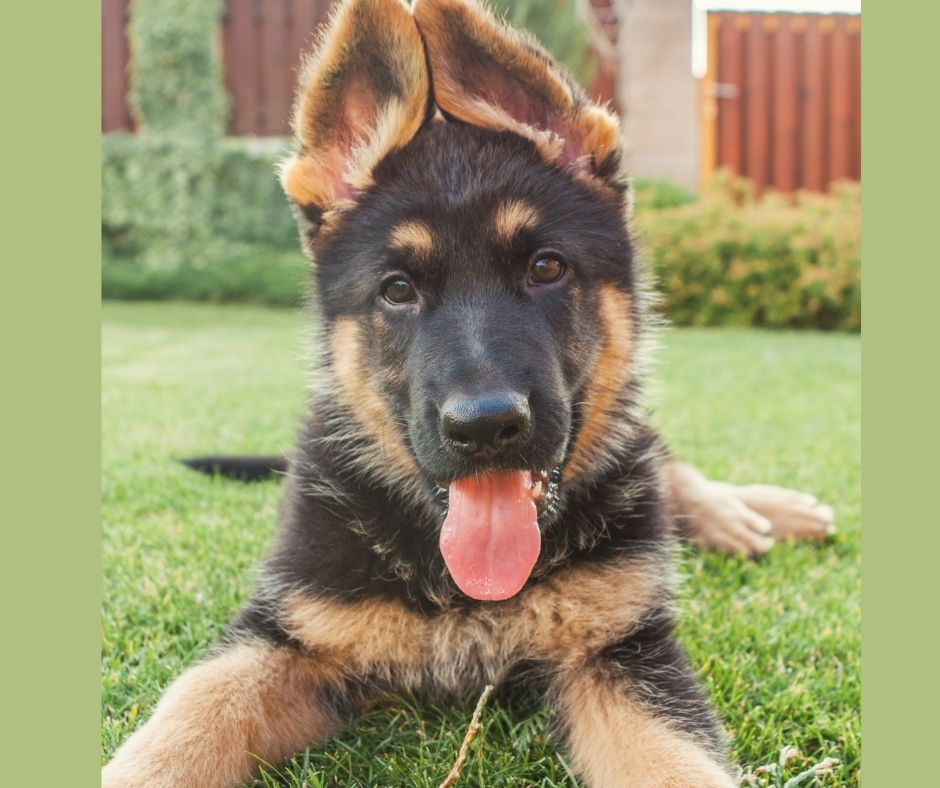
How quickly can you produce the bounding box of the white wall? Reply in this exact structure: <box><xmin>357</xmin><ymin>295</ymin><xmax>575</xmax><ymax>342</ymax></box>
<box><xmin>619</xmin><ymin>0</ymin><xmax>700</xmax><ymax>191</ymax></box>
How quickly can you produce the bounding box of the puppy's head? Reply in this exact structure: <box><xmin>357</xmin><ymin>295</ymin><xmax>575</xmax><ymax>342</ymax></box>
<box><xmin>282</xmin><ymin>0</ymin><xmax>640</xmax><ymax>600</ymax></box>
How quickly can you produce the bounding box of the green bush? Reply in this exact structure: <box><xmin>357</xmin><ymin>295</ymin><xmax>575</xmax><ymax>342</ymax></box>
<box><xmin>102</xmin><ymin>243</ymin><xmax>308</xmax><ymax>307</ymax></box>
<box><xmin>101</xmin><ymin>134</ymin><xmax>303</xmax><ymax>306</ymax></box>
<box><xmin>631</xmin><ymin>178</ymin><xmax>697</xmax><ymax>211</ymax></box>
<box><xmin>634</xmin><ymin>172</ymin><xmax>861</xmax><ymax>331</ymax></box>
<box><xmin>127</xmin><ymin>0</ymin><xmax>228</xmax><ymax>136</ymax></box>
<box><xmin>102</xmin><ymin>134</ymin><xmax>297</xmax><ymax>269</ymax></box>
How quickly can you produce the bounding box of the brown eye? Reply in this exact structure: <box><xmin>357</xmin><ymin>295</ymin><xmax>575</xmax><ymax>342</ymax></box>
<box><xmin>528</xmin><ymin>256</ymin><xmax>566</xmax><ymax>285</ymax></box>
<box><xmin>382</xmin><ymin>277</ymin><xmax>417</xmax><ymax>305</ymax></box>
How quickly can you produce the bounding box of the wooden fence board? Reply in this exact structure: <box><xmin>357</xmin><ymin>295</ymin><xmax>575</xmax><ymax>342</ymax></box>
<box><xmin>716</xmin><ymin>14</ymin><xmax>743</xmax><ymax>173</ymax></box>
<box><xmin>101</xmin><ymin>0</ymin><xmax>133</xmax><ymax>132</ymax></box>
<box><xmin>699</xmin><ymin>12</ymin><xmax>720</xmax><ymax>184</ymax></box>
<box><xmin>848</xmin><ymin>17</ymin><xmax>861</xmax><ymax>180</ymax></box>
<box><xmin>745</xmin><ymin>17</ymin><xmax>770</xmax><ymax>193</ymax></box>
<box><xmin>802</xmin><ymin>15</ymin><xmax>827</xmax><ymax>191</ymax></box>
<box><xmin>773</xmin><ymin>15</ymin><xmax>799</xmax><ymax>192</ymax></box>
<box><xmin>261</xmin><ymin>1</ymin><xmax>290</xmax><ymax>134</ymax></box>
<box><xmin>223</xmin><ymin>0</ymin><xmax>261</xmax><ymax>135</ymax></box>
<box><xmin>829</xmin><ymin>15</ymin><xmax>853</xmax><ymax>180</ymax></box>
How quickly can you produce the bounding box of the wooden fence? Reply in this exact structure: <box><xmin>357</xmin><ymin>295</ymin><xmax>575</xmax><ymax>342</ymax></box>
<box><xmin>701</xmin><ymin>12</ymin><xmax>861</xmax><ymax>193</ymax></box>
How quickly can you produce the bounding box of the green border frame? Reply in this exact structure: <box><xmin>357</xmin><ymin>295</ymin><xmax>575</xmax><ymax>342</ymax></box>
<box><xmin>861</xmin><ymin>1</ymin><xmax>939</xmax><ymax>784</ymax></box>
<box><xmin>4</xmin><ymin>0</ymin><xmax>938</xmax><ymax>784</ymax></box>
<box><xmin>3</xmin><ymin>2</ymin><xmax>101</xmax><ymax>785</ymax></box>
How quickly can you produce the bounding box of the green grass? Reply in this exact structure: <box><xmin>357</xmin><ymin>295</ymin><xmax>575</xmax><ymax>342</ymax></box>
<box><xmin>101</xmin><ymin>302</ymin><xmax>860</xmax><ymax>786</ymax></box>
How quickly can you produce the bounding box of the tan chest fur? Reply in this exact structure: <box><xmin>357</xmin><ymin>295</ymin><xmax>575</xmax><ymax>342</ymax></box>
<box><xmin>282</xmin><ymin>554</ymin><xmax>672</xmax><ymax>694</ymax></box>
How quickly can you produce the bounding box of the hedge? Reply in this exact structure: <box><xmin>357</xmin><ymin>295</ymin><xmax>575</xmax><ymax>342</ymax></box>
<box><xmin>127</xmin><ymin>0</ymin><xmax>228</xmax><ymax>136</ymax></box>
<box><xmin>634</xmin><ymin>173</ymin><xmax>860</xmax><ymax>331</ymax></box>
<box><xmin>101</xmin><ymin>134</ymin><xmax>305</xmax><ymax>306</ymax></box>
<box><xmin>102</xmin><ymin>241</ymin><xmax>308</xmax><ymax>307</ymax></box>
<box><xmin>102</xmin><ymin>134</ymin><xmax>297</xmax><ymax>268</ymax></box>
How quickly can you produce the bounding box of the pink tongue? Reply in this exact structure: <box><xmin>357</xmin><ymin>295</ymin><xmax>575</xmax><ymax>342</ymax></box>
<box><xmin>440</xmin><ymin>470</ymin><xmax>541</xmax><ymax>601</ymax></box>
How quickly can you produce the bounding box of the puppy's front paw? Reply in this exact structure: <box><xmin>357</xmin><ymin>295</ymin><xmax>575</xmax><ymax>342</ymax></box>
<box><xmin>680</xmin><ymin>483</ymin><xmax>776</xmax><ymax>558</ymax></box>
<box><xmin>730</xmin><ymin>484</ymin><xmax>835</xmax><ymax>542</ymax></box>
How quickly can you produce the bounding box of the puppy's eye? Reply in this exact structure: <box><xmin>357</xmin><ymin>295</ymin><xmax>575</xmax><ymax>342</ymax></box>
<box><xmin>528</xmin><ymin>256</ymin><xmax>567</xmax><ymax>285</ymax></box>
<box><xmin>382</xmin><ymin>277</ymin><xmax>417</xmax><ymax>305</ymax></box>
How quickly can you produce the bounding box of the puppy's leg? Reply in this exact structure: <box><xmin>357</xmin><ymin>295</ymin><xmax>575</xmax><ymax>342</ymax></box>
<box><xmin>102</xmin><ymin>638</ymin><xmax>351</xmax><ymax>788</ymax></box>
<box><xmin>551</xmin><ymin>617</ymin><xmax>736</xmax><ymax>788</ymax></box>
<box><xmin>663</xmin><ymin>459</ymin><xmax>834</xmax><ymax>556</ymax></box>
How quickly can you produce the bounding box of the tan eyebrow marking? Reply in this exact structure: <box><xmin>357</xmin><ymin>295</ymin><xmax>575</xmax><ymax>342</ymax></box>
<box><xmin>494</xmin><ymin>199</ymin><xmax>540</xmax><ymax>241</ymax></box>
<box><xmin>389</xmin><ymin>220</ymin><xmax>434</xmax><ymax>261</ymax></box>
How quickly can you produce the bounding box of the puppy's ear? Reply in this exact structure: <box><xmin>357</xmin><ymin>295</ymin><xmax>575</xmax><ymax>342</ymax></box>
<box><xmin>280</xmin><ymin>0</ymin><xmax>431</xmax><ymax>214</ymax></box>
<box><xmin>413</xmin><ymin>0</ymin><xmax>622</xmax><ymax>179</ymax></box>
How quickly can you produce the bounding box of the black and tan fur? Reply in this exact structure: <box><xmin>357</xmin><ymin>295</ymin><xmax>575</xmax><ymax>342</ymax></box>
<box><xmin>103</xmin><ymin>1</ymin><xmax>833</xmax><ymax>785</ymax></box>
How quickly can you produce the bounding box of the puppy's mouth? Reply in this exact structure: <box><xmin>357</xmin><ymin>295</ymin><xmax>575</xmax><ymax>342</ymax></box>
<box><xmin>437</xmin><ymin>467</ymin><xmax>560</xmax><ymax>602</ymax></box>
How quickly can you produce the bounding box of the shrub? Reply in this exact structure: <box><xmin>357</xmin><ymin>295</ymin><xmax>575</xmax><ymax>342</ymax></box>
<box><xmin>127</xmin><ymin>0</ymin><xmax>228</xmax><ymax>136</ymax></box>
<box><xmin>102</xmin><ymin>135</ymin><xmax>297</xmax><ymax>269</ymax></box>
<box><xmin>102</xmin><ymin>243</ymin><xmax>308</xmax><ymax>307</ymax></box>
<box><xmin>102</xmin><ymin>135</ymin><xmax>303</xmax><ymax>306</ymax></box>
<box><xmin>633</xmin><ymin>172</ymin><xmax>861</xmax><ymax>331</ymax></box>
<box><xmin>631</xmin><ymin>178</ymin><xmax>697</xmax><ymax>211</ymax></box>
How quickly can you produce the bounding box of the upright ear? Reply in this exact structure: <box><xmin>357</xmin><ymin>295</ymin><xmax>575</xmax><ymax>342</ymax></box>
<box><xmin>413</xmin><ymin>0</ymin><xmax>622</xmax><ymax>180</ymax></box>
<box><xmin>280</xmin><ymin>0</ymin><xmax>431</xmax><ymax>214</ymax></box>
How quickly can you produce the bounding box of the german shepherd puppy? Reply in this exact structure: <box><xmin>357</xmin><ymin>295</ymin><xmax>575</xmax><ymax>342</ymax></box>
<box><xmin>103</xmin><ymin>0</ymin><xmax>833</xmax><ymax>785</ymax></box>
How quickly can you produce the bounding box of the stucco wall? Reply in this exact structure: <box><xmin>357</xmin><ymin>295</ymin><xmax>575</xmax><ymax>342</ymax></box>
<box><xmin>617</xmin><ymin>0</ymin><xmax>700</xmax><ymax>191</ymax></box>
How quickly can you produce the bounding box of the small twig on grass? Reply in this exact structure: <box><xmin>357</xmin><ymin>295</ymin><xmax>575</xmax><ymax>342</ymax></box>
<box><xmin>782</xmin><ymin>757</ymin><xmax>841</xmax><ymax>788</ymax></box>
<box><xmin>741</xmin><ymin>746</ymin><xmax>840</xmax><ymax>787</ymax></box>
<box><xmin>439</xmin><ymin>684</ymin><xmax>495</xmax><ymax>788</ymax></box>
<box><xmin>778</xmin><ymin>746</ymin><xmax>802</xmax><ymax>768</ymax></box>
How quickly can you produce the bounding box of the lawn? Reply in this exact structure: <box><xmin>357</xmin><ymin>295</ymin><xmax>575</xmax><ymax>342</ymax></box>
<box><xmin>101</xmin><ymin>301</ymin><xmax>860</xmax><ymax>786</ymax></box>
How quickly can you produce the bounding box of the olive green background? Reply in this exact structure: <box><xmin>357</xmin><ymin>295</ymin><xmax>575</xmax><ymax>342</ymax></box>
<box><xmin>859</xmin><ymin>1</ymin><xmax>940</xmax><ymax>784</ymax></box>
<box><xmin>3</xmin><ymin>2</ymin><xmax>101</xmax><ymax>786</ymax></box>
<box><xmin>1</xmin><ymin>0</ymin><xmax>933</xmax><ymax>785</ymax></box>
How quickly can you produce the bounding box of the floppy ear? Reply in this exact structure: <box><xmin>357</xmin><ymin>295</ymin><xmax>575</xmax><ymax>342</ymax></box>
<box><xmin>280</xmin><ymin>0</ymin><xmax>431</xmax><ymax>213</ymax></box>
<box><xmin>412</xmin><ymin>0</ymin><xmax>622</xmax><ymax>179</ymax></box>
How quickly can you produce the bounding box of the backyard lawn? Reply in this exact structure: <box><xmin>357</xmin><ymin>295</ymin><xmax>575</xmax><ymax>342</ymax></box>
<box><xmin>101</xmin><ymin>301</ymin><xmax>860</xmax><ymax>786</ymax></box>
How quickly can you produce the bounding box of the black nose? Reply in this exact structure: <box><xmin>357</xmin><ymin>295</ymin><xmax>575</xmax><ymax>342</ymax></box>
<box><xmin>440</xmin><ymin>391</ymin><xmax>531</xmax><ymax>459</ymax></box>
